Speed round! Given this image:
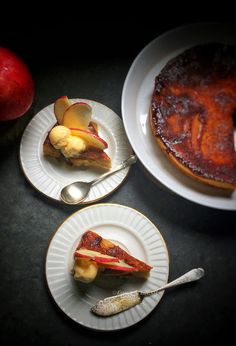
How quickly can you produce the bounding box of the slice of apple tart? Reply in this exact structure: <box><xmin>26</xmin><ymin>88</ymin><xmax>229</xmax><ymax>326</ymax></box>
<box><xmin>72</xmin><ymin>230</ymin><xmax>152</xmax><ymax>283</ymax></box>
<box><xmin>43</xmin><ymin>96</ymin><xmax>111</xmax><ymax>170</ymax></box>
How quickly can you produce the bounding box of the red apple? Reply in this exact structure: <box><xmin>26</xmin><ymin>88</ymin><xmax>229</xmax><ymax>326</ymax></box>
<box><xmin>74</xmin><ymin>248</ymin><xmax>119</xmax><ymax>263</ymax></box>
<box><xmin>70</xmin><ymin>128</ymin><xmax>108</xmax><ymax>150</ymax></box>
<box><xmin>0</xmin><ymin>47</ymin><xmax>34</xmax><ymax>121</ymax></box>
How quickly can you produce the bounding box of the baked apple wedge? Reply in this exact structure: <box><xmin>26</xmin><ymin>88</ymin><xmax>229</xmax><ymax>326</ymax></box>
<box><xmin>70</xmin><ymin>128</ymin><xmax>108</xmax><ymax>150</ymax></box>
<box><xmin>101</xmin><ymin>260</ymin><xmax>136</xmax><ymax>272</ymax></box>
<box><xmin>63</xmin><ymin>102</ymin><xmax>92</xmax><ymax>130</ymax></box>
<box><xmin>54</xmin><ymin>96</ymin><xmax>71</xmax><ymax>124</ymax></box>
<box><xmin>74</xmin><ymin>249</ymin><xmax>119</xmax><ymax>263</ymax></box>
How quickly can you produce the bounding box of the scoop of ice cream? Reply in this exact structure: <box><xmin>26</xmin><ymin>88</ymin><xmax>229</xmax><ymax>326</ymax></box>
<box><xmin>49</xmin><ymin>125</ymin><xmax>71</xmax><ymax>149</ymax></box>
<box><xmin>61</xmin><ymin>135</ymin><xmax>86</xmax><ymax>158</ymax></box>
<box><xmin>73</xmin><ymin>259</ymin><xmax>98</xmax><ymax>283</ymax></box>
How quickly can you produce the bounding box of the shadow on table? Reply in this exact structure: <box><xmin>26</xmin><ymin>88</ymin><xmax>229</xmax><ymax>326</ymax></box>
<box><xmin>134</xmin><ymin>162</ymin><xmax>236</xmax><ymax>236</ymax></box>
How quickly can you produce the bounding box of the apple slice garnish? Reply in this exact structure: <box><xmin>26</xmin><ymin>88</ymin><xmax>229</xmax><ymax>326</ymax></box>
<box><xmin>101</xmin><ymin>260</ymin><xmax>136</xmax><ymax>272</ymax></box>
<box><xmin>70</xmin><ymin>128</ymin><xmax>108</xmax><ymax>150</ymax></box>
<box><xmin>74</xmin><ymin>248</ymin><xmax>119</xmax><ymax>263</ymax></box>
<box><xmin>62</xmin><ymin>102</ymin><xmax>92</xmax><ymax>130</ymax></box>
<box><xmin>54</xmin><ymin>96</ymin><xmax>71</xmax><ymax>124</ymax></box>
<box><xmin>88</xmin><ymin>121</ymin><xmax>98</xmax><ymax>134</ymax></box>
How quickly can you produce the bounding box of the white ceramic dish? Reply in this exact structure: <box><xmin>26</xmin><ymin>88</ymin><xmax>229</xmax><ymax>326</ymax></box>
<box><xmin>45</xmin><ymin>203</ymin><xmax>169</xmax><ymax>331</ymax></box>
<box><xmin>20</xmin><ymin>99</ymin><xmax>132</xmax><ymax>203</ymax></box>
<box><xmin>122</xmin><ymin>23</ymin><xmax>236</xmax><ymax>210</ymax></box>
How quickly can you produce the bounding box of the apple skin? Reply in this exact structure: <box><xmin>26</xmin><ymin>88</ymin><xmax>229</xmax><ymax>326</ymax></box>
<box><xmin>0</xmin><ymin>47</ymin><xmax>34</xmax><ymax>121</ymax></box>
<box><xmin>74</xmin><ymin>249</ymin><xmax>136</xmax><ymax>271</ymax></box>
<box><xmin>74</xmin><ymin>249</ymin><xmax>118</xmax><ymax>263</ymax></box>
<box><xmin>102</xmin><ymin>260</ymin><xmax>136</xmax><ymax>272</ymax></box>
<box><xmin>70</xmin><ymin>127</ymin><xmax>108</xmax><ymax>150</ymax></box>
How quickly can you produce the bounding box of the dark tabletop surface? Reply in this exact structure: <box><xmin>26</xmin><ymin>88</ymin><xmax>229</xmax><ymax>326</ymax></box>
<box><xmin>0</xmin><ymin>21</ymin><xmax>236</xmax><ymax>346</ymax></box>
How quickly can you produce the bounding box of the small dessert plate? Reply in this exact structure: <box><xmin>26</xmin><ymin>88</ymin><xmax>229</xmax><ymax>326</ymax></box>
<box><xmin>45</xmin><ymin>203</ymin><xmax>169</xmax><ymax>330</ymax></box>
<box><xmin>20</xmin><ymin>99</ymin><xmax>132</xmax><ymax>203</ymax></box>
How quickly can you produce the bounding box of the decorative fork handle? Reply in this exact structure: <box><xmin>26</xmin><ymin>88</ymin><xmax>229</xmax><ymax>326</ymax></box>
<box><xmin>90</xmin><ymin>154</ymin><xmax>137</xmax><ymax>186</ymax></box>
<box><xmin>141</xmin><ymin>268</ymin><xmax>205</xmax><ymax>297</ymax></box>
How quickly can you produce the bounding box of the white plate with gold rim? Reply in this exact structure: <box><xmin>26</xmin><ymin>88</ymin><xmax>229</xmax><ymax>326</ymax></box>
<box><xmin>45</xmin><ymin>203</ymin><xmax>169</xmax><ymax>331</ymax></box>
<box><xmin>20</xmin><ymin>99</ymin><xmax>132</xmax><ymax>203</ymax></box>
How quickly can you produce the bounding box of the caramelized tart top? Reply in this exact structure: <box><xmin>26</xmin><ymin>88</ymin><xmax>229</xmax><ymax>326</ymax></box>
<box><xmin>151</xmin><ymin>43</ymin><xmax>236</xmax><ymax>186</ymax></box>
<box><xmin>78</xmin><ymin>230</ymin><xmax>152</xmax><ymax>273</ymax></box>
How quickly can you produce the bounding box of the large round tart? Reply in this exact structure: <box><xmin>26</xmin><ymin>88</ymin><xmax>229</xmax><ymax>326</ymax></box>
<box><xmin>150</xmin><ymin>43</ymin><xmax>236</xmax><ymax>189</ymax></box>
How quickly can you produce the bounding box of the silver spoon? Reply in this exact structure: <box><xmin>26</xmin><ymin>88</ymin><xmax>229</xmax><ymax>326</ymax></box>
<box><xmin>60</xmin><ymin>154</ymin><xmax>137</xmax><ymax>204</ymax></box>
<box><xmin>91</xmin><ymin>268</ymin><xmax>205</xmax><ymax>316</ymax></box>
